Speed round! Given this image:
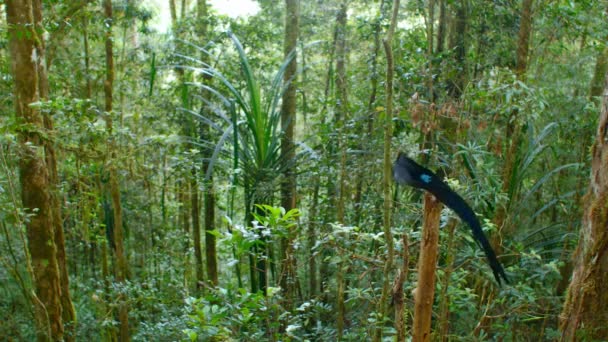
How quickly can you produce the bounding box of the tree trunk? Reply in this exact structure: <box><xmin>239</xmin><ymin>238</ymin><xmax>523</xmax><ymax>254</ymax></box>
<box><xmin>559</xmin><ymin>70</ymin><xmax>608</xmax><ymax>341</ymax></box>
<box><xmin>515</xmin><ymin>0</ymin><xmax>533</xmax><ymax>79</ymax></box>
<box><xmin>394</xmin><ymin>235</ymin><xmax>409</xmax><ymax>342</ymax></box>
<box><xmin>334</xmin><ymin>2</ymin><xmax>348</xmax><ymax>336</ymax></box>
<box><xmin>195</xmin><ymin>0</ymin><xmax>219</xmax><ymax>287</ymax></box>
<box><xmin>191</xmin><ymin>174</ymin><xmax>203</xmax><ymax>290</ymax></box>
<box><xmin>307</xmin><ymin>186</ymin><xmax>319</xmax><ymax>297</ymax></box>
<box><xmin>6</xmin><ymin>1</ymin><xmax>64</xmax><ymax>339</ymax></box>
<box><xmin>280</xmin><ymin>0</ymin><xmax>298</xmax><ymax>213</ymax></box>
<box><xmin>280</xmin><ymin>0</ymin><xmax>299</xmax><ymax>310</ymax></box>
<box><xmin>590</xmin><ymin>46</ymin><xmax>608</xmax><ymax>101</ymax></box>
<box><xmin>181</xmin><ymin>0</ymin><xmax>187</xmax><ymax>19</ymax></box>
<box><xmin>374</xmin><ymin>0</ymin><xmax>399</xmax><ymax>340</ymax></box>
<box><xmin>412</xmin><ymin>193</ymin><xmax>442</xmax><ymax>342</ymax></box>
<box><xmin>204</xmin><ymin>178</ymin><xmax>218</xmax><ymax>285</ymax></box>
<box><xmin>169</xmin><ymin>0</ymin><xmax>177</xmax><ymax>28</ymax></box>
<box><xmin>426</xmin><ymin>0</ymin><xmax>435</xmax><ymax>100</ymax></box>
<box><xmin>83</xmin><ymin>15</ymin><xmax>93</xmax><ymax>98</ymax></box>
<box><xmin>436</xmin><ymin>0</ymin><xmax>446</xmax><ymax>55</ymax></box>
<box><xmin>30</xmin><ymin>0</ymin><xmax>77</xmax><ymax>338</ymax></box>
<box><xmin>335</xmin><ymin>1</ymin><xmax>348</xmax><ymax>224</ymax></box>
<box><xmin>103</xmin><ymin>0</ymin><xmax>130</xmax><ymax>339</ymax></box>
<box><xmin>447</xmin><ymin>0</ymin><xmax>466</xmax><ymax>98</ymax></box>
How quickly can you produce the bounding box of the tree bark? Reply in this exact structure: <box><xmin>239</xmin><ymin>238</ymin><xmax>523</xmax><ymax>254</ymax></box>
<box><xmin>590</xmin><ymin>46</ymin><xmax>608</xmax><ymax>101</ymax></box>
<box><xmin>559</xmin><ymin>71</ymin><xmax>608</xmax><ymax>341</ymax></box>
<box><xmin>196</xmin><ymin>0</ymin><xmax>219</xmax><ymax>288</ymax></box>
<box><xmin>31</xmin><ymin>1</ymin><xmax>77</xmax><ymax>338</ymax></box>
<box><xmin>515</xmin><ymin>0</ymin><xmax>533</xmax><ymax>79</ymax></box>
<box><xmin>280</xmin><ymin>0</ymin><xmax>299</xmax><ymax>310</ymax></box>
<box><xmin>6</xmin><ymin>1</ymin><xmax>64</xmax><ymax>339</ymax></box>
<box><xmin>281</xmin><ymin>0</ymin><xmax>298</xmax><ymax>216</ymax></box>
<box><xmin>412</xmin><ymin>193</ymin><xmax>442</xmax><ymax>342</ymax></box>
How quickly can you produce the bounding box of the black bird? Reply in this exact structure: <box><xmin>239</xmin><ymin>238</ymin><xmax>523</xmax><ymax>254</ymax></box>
<box><xmin>393</xmin><ymin>152</ymin><xmax>508</xmax><ymax>285</ymax></box>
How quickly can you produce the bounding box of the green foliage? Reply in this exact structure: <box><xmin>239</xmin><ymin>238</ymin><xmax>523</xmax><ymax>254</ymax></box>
<box><xmin>0</xmin><ymin>0</ymin><xmax>604</xmax><ymax>340</ymax></box>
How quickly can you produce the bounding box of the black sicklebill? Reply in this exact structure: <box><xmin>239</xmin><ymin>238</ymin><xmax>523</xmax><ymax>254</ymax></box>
<box><xmin>393</xmin><ymin>152</ymin><xmax>508</xmax><ymax>285</ymax></box>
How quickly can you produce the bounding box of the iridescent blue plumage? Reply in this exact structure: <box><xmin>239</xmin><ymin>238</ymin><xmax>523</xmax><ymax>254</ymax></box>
<box><xmin>393</xmin><ymin>153</ymin><xmax>508</xmax><ymax>285</ymax></box>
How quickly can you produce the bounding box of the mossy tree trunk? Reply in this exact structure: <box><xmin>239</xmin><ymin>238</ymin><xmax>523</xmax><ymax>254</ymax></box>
<box><xmin>6</xmin><ymin>1</ymin><xmax>64</xmax><ymax>340</ymax></box>
<box><xmin>559</xmin><ymin>70</ymin><xmax>608</xmax><ymax>341</ymax></box>
<box><xmin>31</xmin><ymin>0</ymin><xmax>77</xmax><ymax>338</ymax></box>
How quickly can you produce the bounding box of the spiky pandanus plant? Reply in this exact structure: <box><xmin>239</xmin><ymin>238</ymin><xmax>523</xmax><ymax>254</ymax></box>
<box><xmin>178</xmin><ymin>33</ymin><xmax>298</xmax><ymax>293</ymax></box>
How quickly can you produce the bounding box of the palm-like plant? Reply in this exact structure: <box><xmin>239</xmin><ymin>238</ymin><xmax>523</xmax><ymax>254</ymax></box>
<box><xmin>178</xmin><ymin>32</ymin><xmax>299</xmax><ymax>293</ymax></box>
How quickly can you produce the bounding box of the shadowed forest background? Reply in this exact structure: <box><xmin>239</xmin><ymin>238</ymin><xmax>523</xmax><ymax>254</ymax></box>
<box><xmin>2</xmin><ymin>0</ymin><xmax>608</xmax><ymax>340</ymax></box>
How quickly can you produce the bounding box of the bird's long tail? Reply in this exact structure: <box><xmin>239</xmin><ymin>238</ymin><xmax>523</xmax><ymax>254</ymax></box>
<box><xmin>428</xmin><ymin>185</ymin><xmax>509</xmax><ymax>285</ymax></box>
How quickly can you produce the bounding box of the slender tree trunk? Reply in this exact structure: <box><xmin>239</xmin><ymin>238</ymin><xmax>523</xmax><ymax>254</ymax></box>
<box><xmin>195</xmin><ymin>0</ymin><xmax>219</xmax><ymax>287</ymax></box>
<box><xmin>559</xmin><ymin>70</ymin><xmax>608</xmax><ymax>341</ymax></box>
<box><xmin>515</xmin><ymin>0</ymin><xmax>533</xmax><ymax>79</ymax></box>
<box><xmin>307</xmin><ymin>186</ymin><xmax>319</xmax><ymax>297</ymax></box>
<box><xmin>204</xmin><ymin>177</ymin><xmax>218</xmax><ymax>285</ymax></box>
<box><xmin>336</xmin><ymin>259</ymin><xmax>346</xmax><ymax>340</ymax></box>
<box><xmin>103</xmin><ymin>0</ymin><xmax>130</xmax><ymax>339</ymax></box>
<box><xmin>334</xmin><ymin>3</ymin><xmax>348</xmax><ymax>336</ymax></box>
<box><xmin>319</xmin><ymin>14</ymin><xmax>339</xmax><ymax>298</ymax></box>
<box><xmin>176</xmin><ymin>178</ymin><xmax>190</xmax><ymax>287</ymax></box>
<box><xmin>374</xmin><ymin>1</ymin><xmax>399</xmax><ymax>340</ymax></box>
<box><xmin>83</xmin><ymin>16</ymin><xmax>93</xmax><ymax>99</ymax></box>
<box><xmin>426</xmin><ymin>0</ymin><xmax>435</xmax><ymax>100</ymax></box>
<box><xmin>436</xmin><ymin>0</ymin><xmax>446</xmax><ymax>55</ymax></box>
<box><xmin>335</xmin><ymin>1</ymin><xmax>348</xmax><ymax>224</ymax></box>
<box><xmin>412</xmin><ymin>193</ymin><xmax>442</xmax><ymax>342</ymax></box>
<box><xmin>191</xmin><ymin>174</ymin><xmax>203</xmax><ymax>290</ymax></box>
<box><xmin>394</xmin><ymin>235</ymin><xmax>409</xmax><ymax>342</ymax></box>
<box><xmin>447</xmin><ymin>0</ymin><xmax>466</xmax><ymax>98</ymax></box>
<box><xmin>181</xmin><ymin>0</ymin><xmax>187</xmax><ymax>19</ymax></box>
<box><xmin>169</xmin><ymin>0</ymin><xmax>177</xmax><ymax>27</ymax></box>
<box><xmin>6</xmin><ymin>1</ymin><xmax>64</xmax><ymax>339</ymax></box>
<box><xmin>281</xmin><ymin>0</ymin><xmax>298</xmax><ymax>227</ymax></box>
<box><xmin>302</xmin><ymin>31</ymin><xmax>318</xmax><ymax>297</ymax></box>
<box><xmin>279</xmin><ymin>0</ymin><xmax>299</xmax><ymax>310</ymax></box>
